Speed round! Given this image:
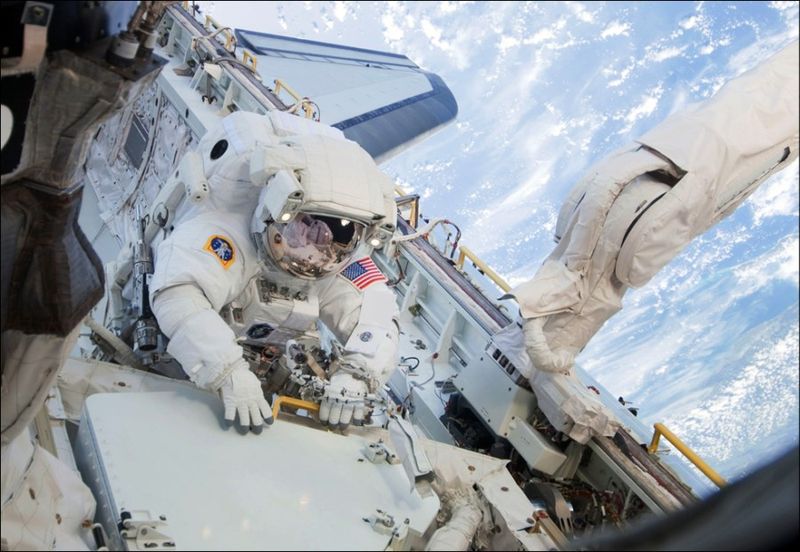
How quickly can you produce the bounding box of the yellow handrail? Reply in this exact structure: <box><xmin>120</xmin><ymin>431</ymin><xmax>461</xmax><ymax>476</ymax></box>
<box><xmin>271</xmin><ymin>395</ymin><xmax>320</xmax><ymax>421</ymax></box>
<box><xmin>648</xmin><ymin>422</ymin><xmax>727</xmax><ymax>488</ymax></box>
<box><xmin>204</xmin><ymin>15</ymin><xmax>235</xmax><ymax>51</ymax></box>
<box><xmin>242</xmin><ymin>50</ymin><xmax>258</xmax><ymax>72</ymax></box>
<box><xmin>395</xmin><ymin>194</ymin><xmax>420</xmax><ymax>229</ymax></box>
<box><xmin>273</xmin><ymin>79</ymin><xmax>315</xmax><ymax>118</ymax></box>
<box><xmin>392</xmin><ymin>188</ymin><xmax>510</xmax><ymax>292</ymax></box>
<box><xmin>456</xmin><ymin>246</ymin><xmax>511</xmax><ymax>293</ymax></box>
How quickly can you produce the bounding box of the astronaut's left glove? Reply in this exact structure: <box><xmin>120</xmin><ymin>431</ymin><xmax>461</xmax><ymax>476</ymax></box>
<box><xmin>319</xmin><ymin>372</ymin><xmax>368</xmax><ymax>428</ymax></box>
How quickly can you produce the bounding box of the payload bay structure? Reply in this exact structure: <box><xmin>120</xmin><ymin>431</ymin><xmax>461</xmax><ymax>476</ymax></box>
<box><xmin>14</xmin><ymin>3</ymin><xmax>731</xmax><ymax>550</ymax></box>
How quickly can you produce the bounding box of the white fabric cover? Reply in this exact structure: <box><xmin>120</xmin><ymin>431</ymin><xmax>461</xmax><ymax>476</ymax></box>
<box><xmin>1</xmin><ymin>329</ymin><xmax>79</xmax><ymax>444</ymax></box>
<box><xmin>529</xmin><ymin>371</ymin><xmax>619</xmax><ymax>444</ymax></box>
<box><xmin>1</xmin><ymin>432</ymin><xmax>95</xmax><ymax>550</ymax></box>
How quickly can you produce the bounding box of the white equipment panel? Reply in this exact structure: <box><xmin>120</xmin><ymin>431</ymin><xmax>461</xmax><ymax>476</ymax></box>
<box><xmin>75</xmin><ymin>390</ymin><xmax>439</xmax><ymax>550</ymax></box>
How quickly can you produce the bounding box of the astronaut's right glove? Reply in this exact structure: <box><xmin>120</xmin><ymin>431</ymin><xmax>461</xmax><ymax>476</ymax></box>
<box><xmin>319</xmin><ymin>372</ymin><xmax>368</xmax><ymax>428</ymax></box>
<box><xmin>218</xmin><ymin>359</ymin><xmax>274</xmax><ymax>434</ymax></box>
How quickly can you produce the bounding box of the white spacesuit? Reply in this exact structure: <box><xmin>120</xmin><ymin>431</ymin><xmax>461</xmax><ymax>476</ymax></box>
<box><xmin>149</xmin><ymin>111</ymin><xmax>400</xmax><ymax>433</ymax></box>
<box><xmin>508</xmin><ymin>41</ymin><xmax>799</xmax><ymax>443</ymax></box>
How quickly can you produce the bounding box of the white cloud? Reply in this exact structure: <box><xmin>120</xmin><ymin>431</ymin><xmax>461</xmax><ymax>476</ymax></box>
<box><xmin>733</xmin><ymin>236</ymin><xmax>799</xmax><ymax>293</ymax></box>
<box><xmin>679</xmin><ymin>15</ymin><xmax>702</xmax><ymax>30</ymax></box>
<box><xmin>382</xmin><ymin>12</ymin><xmax>404</xmax><ymax>42</ymax></box>
<box><xmin>438</xmin><ymin>1</ymin><xmax>465</xmax><ymax>15</ymax></box>
<box><xmin>333</xmin><ymin>1</ymin><xmax>348</xmax><ymax>22</ymax></box>
<box><xmin>747</xmin><ymin>159</ymin><xmax>800</xmax><ymax>225</ymax></box>
<box><xmin>605</xmin><ymin>61</ymin><xmax>635</xmax><ymax>87</ymax></box>
<box><xmin>769</xmin><ymin>1</ymin><xmax>799</xmax><ymax>12</ymax></box>
<box><xmin>566</xmin><ymin>1</ymin><xmax>596</xmax><ymax>23</ymax></box>
<box><xmin>617</xmin><ymin>84</ymin><xmax>664</xmax><ymax>133</ymax></box>
<box><xmin>646</xmin><ymin>44</ymin><xmax>689</xmax><ymax>63</ymax></box>
<box><xmin>528</xmin><ymin>27</ymin><xmax>556</xmax><ymax>45</ymax></box>
<box><xmin>600</xmin><ymin>20</ymin><xmax>630</xmax><ymax>39</ymax></box>
<box><xmin>498</xmin><ymin>35</ymin><xmax>520</xmax><ymax>54</ymax></box>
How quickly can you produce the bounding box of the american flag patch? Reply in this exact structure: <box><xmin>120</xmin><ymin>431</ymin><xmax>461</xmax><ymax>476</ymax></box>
<box><xmin>341</xmin><ymin>257</ymin><xmax>387</xmax><ymax>290</ymax></box>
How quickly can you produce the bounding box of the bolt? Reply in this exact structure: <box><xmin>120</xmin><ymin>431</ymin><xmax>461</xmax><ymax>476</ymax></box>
<box><xmin>467</xmin><ymin>465</ymin><xmax>476</xmax><ymax>472</ymax></box>
<box><xmin>501</xmin><ymin>486</ymin><xmax>509</xmax><ymax>492</ymax></box>
<box><xmin>159</xmin><ymin>515</ymin><xmax>167</xmax><ymax>521</ymax></box>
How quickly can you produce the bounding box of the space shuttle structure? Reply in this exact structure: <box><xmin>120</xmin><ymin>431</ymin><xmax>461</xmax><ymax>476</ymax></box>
<box><xmin>2</xmin><ymin>2</ymin><xmax>798</xmax><ymax>550</ymax></box>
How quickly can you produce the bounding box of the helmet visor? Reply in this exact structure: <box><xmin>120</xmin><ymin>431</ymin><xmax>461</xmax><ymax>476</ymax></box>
<box><xmin>266</xmin><ymin>213</ymin><xmax>365</xmax><ymax>278</ymax></box>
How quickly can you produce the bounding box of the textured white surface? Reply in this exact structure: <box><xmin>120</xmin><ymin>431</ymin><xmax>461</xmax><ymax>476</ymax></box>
<box><xmin>82</xmin><ymin>390</ymin><xmax>439</xmax><ymax>550</ymax></box>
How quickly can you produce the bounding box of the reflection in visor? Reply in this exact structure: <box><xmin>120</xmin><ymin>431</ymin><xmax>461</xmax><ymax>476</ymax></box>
<box><xmin>266</xmin><ymin>213</ymin><xmax>364</xmax><ymax>279</ymax></box>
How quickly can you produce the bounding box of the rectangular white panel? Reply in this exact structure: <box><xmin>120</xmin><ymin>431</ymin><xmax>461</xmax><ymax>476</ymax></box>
<box><xmin>75</xmin><ymin>390</ymin><xmax>439</xmax><ymax>551</ymax></box>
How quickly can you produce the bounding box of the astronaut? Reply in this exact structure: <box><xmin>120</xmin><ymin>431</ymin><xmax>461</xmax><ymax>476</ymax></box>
<box><xmin>149</xmin><ymin>111</ymin><xmax>400</xmax><ymax>434</ymax></box>
<box><xmin>505</xmin><ymin>41</ymin><xmax>798</xmax><ymax>443</ymax></box>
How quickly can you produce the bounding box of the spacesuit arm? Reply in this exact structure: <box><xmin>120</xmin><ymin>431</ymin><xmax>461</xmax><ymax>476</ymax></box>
<box><xmin>318</xmin><ymin>276</ymin><xmax>400</xmax><ymax>390</ymax></box>
<box><xmin>151</xmin><ymin>284</ymin><xmax>243</xmax><ymax>389</ymax></box>
<box><xmin>149</xmin><ymin>217</ymin><xmax>252</xmax><ymax>389</ymax></box>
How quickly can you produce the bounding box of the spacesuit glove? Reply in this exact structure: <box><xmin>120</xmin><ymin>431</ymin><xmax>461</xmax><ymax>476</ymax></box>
<box><xmin>218</xmin><ymin>359</ymin><xmax>274</xmax><ymax>434</ymax></box>
<box><xmin>523</xmin><ymin>318</ymin><xmax>574</xmax><ymax>375</ymax></box>
<box><xmin>319</xmin><ymin>372</ymin><xmax>368</xmax><ymax>429</ymax></box>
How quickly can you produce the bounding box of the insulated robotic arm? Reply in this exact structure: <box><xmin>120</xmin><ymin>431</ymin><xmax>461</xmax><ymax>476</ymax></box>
<box><xmin>510</xmin><ymin>41</ymin><xmax>799</xmax><ymax>442</ymax></box>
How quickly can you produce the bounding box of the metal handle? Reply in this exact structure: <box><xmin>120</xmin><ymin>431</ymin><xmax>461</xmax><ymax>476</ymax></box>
<box><xmin>271</xmin><ymin>396</ymin><xmax>320</xmax><ymax>421</ymax></box>
<box><xmin>648</xmin><ymin>422</ymin><xmax>727</xmax><ymax>488</ymax></box>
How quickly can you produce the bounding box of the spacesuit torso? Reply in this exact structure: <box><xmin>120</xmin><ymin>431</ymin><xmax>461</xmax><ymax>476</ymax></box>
<box><xmin>148</xmin><ymin>111</ymin><xmax>400</xmax><ymax>397</ymax></box>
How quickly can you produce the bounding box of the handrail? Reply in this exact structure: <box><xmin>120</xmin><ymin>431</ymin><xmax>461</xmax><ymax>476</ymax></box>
<box><xmin>456</xmin><ymin>246</ymin><xmax>512</xmax><ymax>293</ymax></box>
<box><xmin>271</xmin><ymin>395</ymin><xmax>320</xmax><ymax>421</ymax></box>
<box><xmin>204</xmin><ymin>14</ymin><xmax>235</xmax><ymax>51</ymax></box>
<box><xmin>242</xmin><ymin>50</ymin><xmax>258</xmax><ymax>72</ymax></box>
<box><xmin>648</xmin><ymin>422</ymin><xmax>727</xmax><ymax>488</ymax></box>
<box><xmin>273</xmin><ymin>79</ymin><xmax>315</xmax><ymax>119</ymax></box>
<box><xmin>395</xmin><ymin>194</ymin><xmax>420</xmax><ymax>229</ymax></box>
<box><xmin>392</xmin><ymin>187</ymin><xmax>510</xmax><ymax>292</ymax></box>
